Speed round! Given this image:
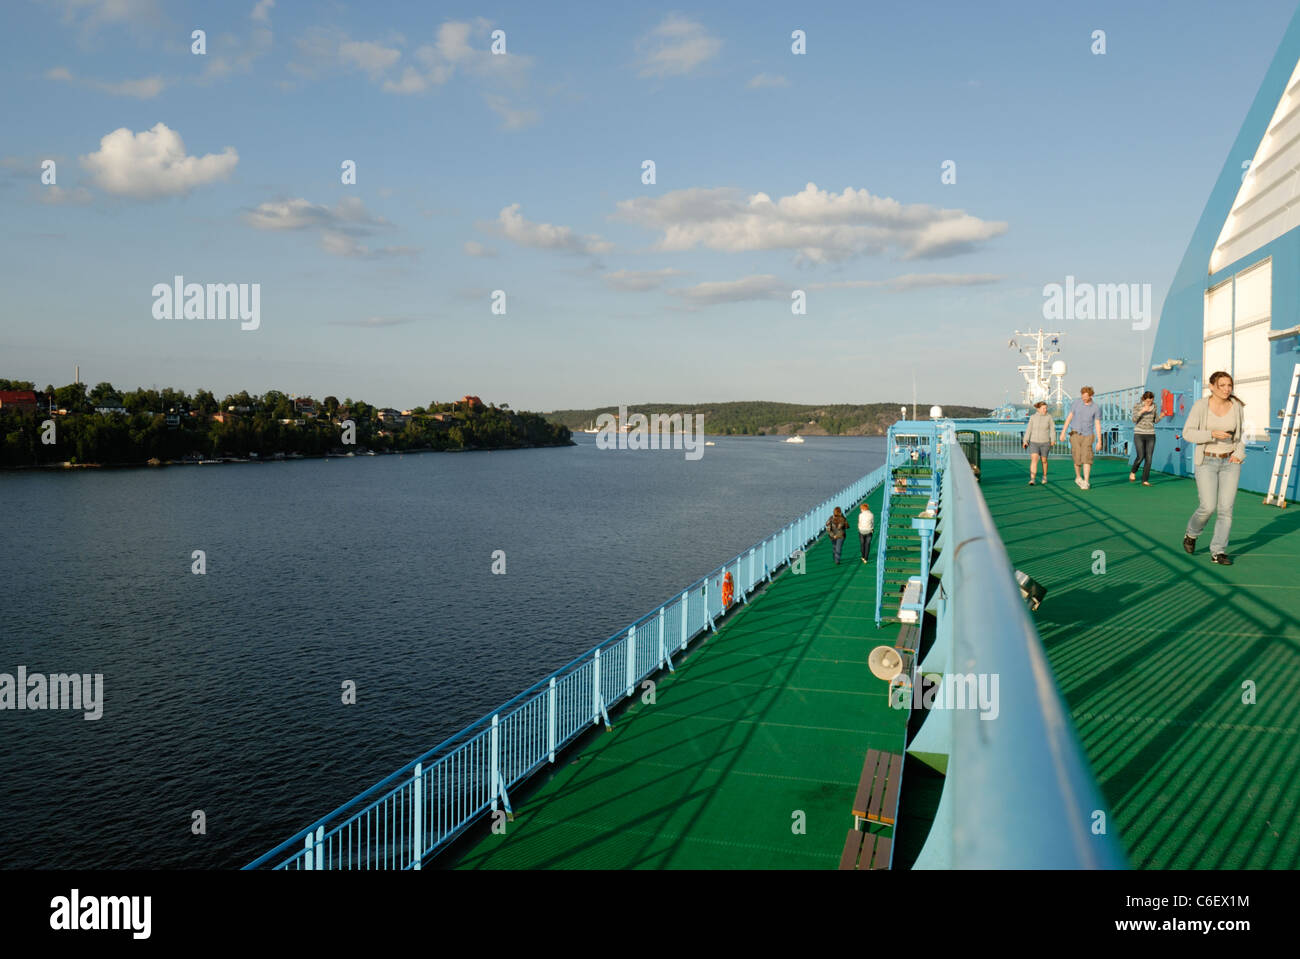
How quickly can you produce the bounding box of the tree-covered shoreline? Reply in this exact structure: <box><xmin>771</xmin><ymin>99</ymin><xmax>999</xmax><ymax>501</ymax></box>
<box><xmin>546</xmin><ymin>401</ymin><xmax>992</xmax><ymax>436</ymax></box>
<box><xmin>0</xmin><ymin>379</ymin><xmax>572</xmax><ymax>469</ymax></box>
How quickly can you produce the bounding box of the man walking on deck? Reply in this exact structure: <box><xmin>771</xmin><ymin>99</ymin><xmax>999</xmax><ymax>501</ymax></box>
<box><xmin>1059</xmin><ymin>386</ymin><xmax>1102</xmax><ymax>489</ymax></box>
<box><xmin>858</xmin><ymin>502</ymin><xmax>874</xmax><ymax>563</ymax></box>
<box><xmin>827</xmin><ymin>507</ymin><xmax>849</xmax><ymax>564</ymax></box>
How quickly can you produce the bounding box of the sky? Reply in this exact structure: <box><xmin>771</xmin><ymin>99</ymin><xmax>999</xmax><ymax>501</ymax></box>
<box><xmin>2</xmin><ymin>0</ymin><xmax>1298</xmax><ymax>411</ymax></box>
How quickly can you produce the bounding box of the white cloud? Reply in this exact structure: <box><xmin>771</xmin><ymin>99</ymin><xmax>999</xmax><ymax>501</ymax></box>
<box><xmin>251</xmin><ymin>0</ymin><xmax>274</xmax><ymax>22</ymax></box>
<box><xmin>484</xmin><ymin>94</ymin><xmax>538</xmax><ymax>130</ymax></box>
<box><xmin>244</xmin><ymin>196</ymin><xmax>416</xmax><ymax>258</ymax></box>
<box><xmin>47</xmin><ymin>66</ymin><xmax>165</xmax><ymax>98</ymax></box>
<box><xmin>637</xmin><ymin>14</ymin><xmax>721</xmax><ymax>78</ymax></box>
<box><xmin>615</xmin><ymin>182</ymin><xmax>1008</xmax><ymax>262</ymax></box>
<box><xmin>48</xmin><ymin>0</ymin><xmax>162</xmax><ymax>37</ymax></box>
<box><xmin>339</xmin><ymin>39</ymin><xmax>401</xmax><ymax>77</ymax></box>
<box><xmin>80</xmin><ymin>123</ymin><xmax>237</xmax><ymax>198</ymax></box>
<box><xmin>667</xmin><ymin>274</ymin><xmax>785</xmax><ymax>307</ymax></box>
<box><xmin>244</xmin><ymin>195</ymin><xmax>388</xmax><ymax>230</ymax></box>
<box><xmin>603</xmin><ymin>268</ymin><xmax>684</xmax><ymax>291</ymax></box>
<box><xmin>810</xmin><ymin>273</ymin><xmax>1003</xmax><ymax>291</ymax></box>
<box><xmin>747</xmin><ymin>73</ymin><xmax>788</xmax><ymax>89</ymax></box>
<box><xmin>319</xmin><ymin>231</ymin><xmax>417</xmax><ymax>259</ymax></box>
<box><xmin>495</xmin><ymin>203</ymin><xmax>612</xmax><ymax>256</ymax></box>
<box><xmin>383</xmin><ymin>67</ymin><xmax>428</xmax><ymax>94</ymax></box>
<box><xmin>463</xmin><ymin>240</ymin><xmax>498</xmax><ymax>257</ymax></box>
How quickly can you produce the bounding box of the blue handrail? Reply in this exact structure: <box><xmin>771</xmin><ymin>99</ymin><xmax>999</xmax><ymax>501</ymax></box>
<box><xmin>911</xmin><ymin>439</ymin><xmax>1126</xmax><ymax>868</ymax></box>
<box><xmin>247</xmin><ymin>461</ymin><xmax>889</xmax><ymax>869</ymax></box>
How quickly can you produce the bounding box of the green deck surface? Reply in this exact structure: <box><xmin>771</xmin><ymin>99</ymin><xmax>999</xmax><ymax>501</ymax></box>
<box><xmin>444</xmin><ymin>455</ymin><xmax>1300</xmax><ymax>870</ymax></box>
<box><xmin>444</xmin><ymin>485</ymin><xmax>908</xmax><ymax>869</ymax></box>
<box><xmin>979</xmin><ymin>457</ymin><xmax>1300</xmax><ymax>869</ymax></box>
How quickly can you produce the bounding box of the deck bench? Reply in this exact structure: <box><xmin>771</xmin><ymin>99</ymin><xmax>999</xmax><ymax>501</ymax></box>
<box><xmin>838</xmin><ymin>828</ymin><xmax>892</xmax><ymax>870</ymax></box>
<box><xmin>852</xmin><ymin>748</ymin><xmax>903</xmax><ymax>829</ymax></box>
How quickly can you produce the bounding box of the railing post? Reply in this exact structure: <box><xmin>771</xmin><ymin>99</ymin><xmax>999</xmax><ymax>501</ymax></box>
<box><xmin>592</xmin><ymin>648</ymin><xmax>601</xmax><ymax>726</ymax></box>
<box><xmin>413</xmin><ymin>762</ymin><xmax>423</xmax><ymax>870</ymax></box>
<box><xmin>490</xmin><ymin>714</ymin><xmax>500</xmax><ymax>813</ymax></box>
<box><xmin>680</xmin><ymin>590</ymin><xmax>689</xmax><ymax>650</ymax></box>
<box><xmin>547</xmin><ymin>677</ymin><xmax>557</xmax><ymax>763</ymax></box>
<box><xmin>626</xmin><ymin>626</ymin><xmax>636</xmax><ymax>698</ymax></box>
<box><xmin>658</xmin><ymin>606</ymin><xmax>666</xmax><ymax>667</ymax></box>
<box><xmin>304</xmin><ymin>832</ymin><xmax>313</xmax><ymax>870</ymax></box>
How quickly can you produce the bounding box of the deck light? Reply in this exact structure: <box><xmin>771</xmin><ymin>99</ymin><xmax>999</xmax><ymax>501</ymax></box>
<box><xmin>1014</xmin><ymin>569</ymin><xmax>1047</xmax><ymax>611</ymax></box>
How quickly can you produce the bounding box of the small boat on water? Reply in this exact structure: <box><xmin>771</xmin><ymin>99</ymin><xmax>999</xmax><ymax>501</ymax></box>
<box><xmin>785</xmin><ymin>435</ymin><xmax>805</xmax><ymax>444</ymax></box>
<box><xmin>704</xmin><ymin>441</ymin><xmax>716</xmax><ymax>447</ymax></box>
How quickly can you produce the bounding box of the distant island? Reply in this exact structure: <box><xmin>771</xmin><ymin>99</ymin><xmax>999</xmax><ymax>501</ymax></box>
<box><xmin>0</xmin><ymin>379</ymin><xmax>572</xmax><ymax>469</ymax></box>
<box><xmin>546</xmin><ymin>401</ymin><xmax>992</xmax><ymax>437</ymax></box>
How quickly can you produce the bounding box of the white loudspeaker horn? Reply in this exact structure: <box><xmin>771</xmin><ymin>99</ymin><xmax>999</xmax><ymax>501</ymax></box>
<box><xmin>868</xmin><ymin>646</ymin><xmax>903</xmax><ymax>681</ymax></box>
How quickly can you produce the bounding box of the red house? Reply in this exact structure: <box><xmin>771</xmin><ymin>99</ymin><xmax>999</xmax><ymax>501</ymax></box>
<box><xmin>0</xmin><ymin>390</ymin><xmax>38</xmax><ymax>411</ymax></box>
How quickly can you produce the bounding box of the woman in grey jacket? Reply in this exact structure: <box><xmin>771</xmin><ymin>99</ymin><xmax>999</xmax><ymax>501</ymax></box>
<box><xmin>1021</xmin><ymin>400</ymin><xmax>1055</xmax><ymax>485</ymax></box>
<box><xmin>1182</xmin><ymin>371</ymin><xmax>1246</xmax><ymax>565</ymax></box>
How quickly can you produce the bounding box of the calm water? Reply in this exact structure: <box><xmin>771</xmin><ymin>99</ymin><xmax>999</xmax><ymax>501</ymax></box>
<box><xmin>0</xmin><ymin>435</ymin><xmax>884</xmax><ymax>868</ymax></box>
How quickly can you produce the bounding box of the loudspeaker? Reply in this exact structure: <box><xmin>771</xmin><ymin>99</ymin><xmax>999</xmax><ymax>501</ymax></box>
<box><xmin>1014</xmin><ymin>569</ymin><xmax>1047</xmax><ymax>611</ymax></box>
<box><xmin>868</xmin><ymin>646</ymin><xmax>903</xmax><ymax>681</ymax></box>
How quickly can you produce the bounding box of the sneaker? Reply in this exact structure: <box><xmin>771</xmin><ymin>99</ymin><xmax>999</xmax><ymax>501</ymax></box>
<box><xmin>1183</xmin><ymin>535</ymin><xmax>1196</xmax><ymax>554</ymax></box>
<box><xmin>1081</xmin><ymin>480</ymin><xmax>1090</xmax><ymax>490</ymax></box>
<box><xmin>1074</xmin><ymin>476</ymin><xmax>1084</xmax><ymax>489</ymax></box>
<box><xmin>1027</xmin><ymin>479</ymin><xmax>1035</xmax><ymax>486</ymax></box>
<box><xmin>1041</xmin><ymin>477</ymin><xmax>1047</xmax><ymax>484</ymax></box>
<box><xmin>1129</xmin><ymin>473</ymin><xmax>1136</xmax><ymax>482</ymax></box>
<box><xmin>1142</xmin><ymin>481</ymin><xmax>1151</xmax><ymax>487</ymax></box>
<box><xmin>1211</xmin><ymin>553</ymin><xmax>1233</xmax><ymax>566</ymax></box>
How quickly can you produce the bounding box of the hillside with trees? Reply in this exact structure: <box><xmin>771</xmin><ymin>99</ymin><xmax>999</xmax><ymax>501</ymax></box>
<box><xmin>546</xmin><ymin>401</ymin><xmax>991</xmax><ymax>436</ymax></box>
<box><xmin>0</xmin><ymin>378</ymin><xmax>571</xmax><ymax>468</ymax></box>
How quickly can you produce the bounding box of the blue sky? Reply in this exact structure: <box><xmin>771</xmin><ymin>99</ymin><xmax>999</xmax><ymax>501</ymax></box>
<box><xmin>2</xmin><ymin>0</ymin><xmax>1297</xmax><ymax>410</ymax></box>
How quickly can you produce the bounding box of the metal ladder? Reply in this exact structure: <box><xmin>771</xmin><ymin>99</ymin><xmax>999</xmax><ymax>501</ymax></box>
<box><xmin>1264</xmin><ymin>362</ymin><xmax>1300</xmax><ymax>507</ymax></box>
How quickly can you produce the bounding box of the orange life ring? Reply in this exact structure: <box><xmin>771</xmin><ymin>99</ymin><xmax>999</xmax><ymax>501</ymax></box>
<box><xmin>722</xmin><ymin>572</ymin><xmax>735</xmax><ymax>608</ymax></box>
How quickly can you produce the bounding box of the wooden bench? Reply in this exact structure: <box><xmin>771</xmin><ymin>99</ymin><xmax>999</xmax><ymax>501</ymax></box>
<box><xmin>852</xmin><ymin>749</ymin><xmax>903</xmax><ymax>829</ymax></box>
<box><xmin>838</xmin><ymin>828</ymin><xmax>892</xmax><ymax>870</ymax></box>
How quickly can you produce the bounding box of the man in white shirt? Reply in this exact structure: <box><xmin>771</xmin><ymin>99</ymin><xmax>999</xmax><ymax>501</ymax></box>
<box><xmin>858</xmin><ymin>503</ymin><xmax>875</xmax><ymax>564</ymax></box>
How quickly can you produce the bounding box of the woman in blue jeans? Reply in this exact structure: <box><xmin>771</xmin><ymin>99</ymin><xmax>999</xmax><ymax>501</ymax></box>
<box><xmin>1130</xmin><ymin>390</ymin><xmax>1166</xmax><ymax>485</ymax></box>
<box><xmin>1181</xmin><ymin>371</ymin><xmax>1246</xmax><ymax>565</ymax></box>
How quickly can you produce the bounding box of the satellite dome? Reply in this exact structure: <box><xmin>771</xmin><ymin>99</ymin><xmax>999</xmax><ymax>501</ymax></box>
<box><xmin>929</xmin><ymin>405</ymin><xmax>943</xmax><ymax>419</ymax></box>
<box><xmin>1051</xmin><ymin>360</ymin><xmax>1067</xmax><ymax>376</ymax></box>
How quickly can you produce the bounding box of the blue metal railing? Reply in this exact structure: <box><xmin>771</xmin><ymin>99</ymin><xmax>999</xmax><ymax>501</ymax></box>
<box><xmin>910</xmin><ymin>436</ymin><xmax>1126</xmax><ymax>868</ymax></box>
<box><xmin>247</xmin><ymin>462</ymin><xmax>889</xmax><ymax>869</ymax></box>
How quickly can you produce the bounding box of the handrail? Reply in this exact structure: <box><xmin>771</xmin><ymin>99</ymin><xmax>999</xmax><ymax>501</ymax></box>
<box><xmin>247</xmin><ymin>460</ymin><xmax>889</xmax><ymax>869</ymax></box>
<box><xmin>921</xmin><ymin>443</ymin><xmax>1126</xmax><ymax>867</ymax></box>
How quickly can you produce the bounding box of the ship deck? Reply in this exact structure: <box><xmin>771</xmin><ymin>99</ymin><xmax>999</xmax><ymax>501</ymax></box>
<box><xmin>980</xmin><ymin>456</ymin><xmax>1300</xmax><ymax>869</ymax></box>
<box><xmin>442</xmin><ymin>456</ymin><xmax>1300</xmax><ymax>869</ymax></box>
<box><xmin>443</xmin><ymin>481</ymin><xmax>909</xmax><ymax>869</ymax></box>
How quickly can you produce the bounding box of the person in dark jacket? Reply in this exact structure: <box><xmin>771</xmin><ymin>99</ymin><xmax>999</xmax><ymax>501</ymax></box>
<box><xmin>826</xmin><ymin>507</ymin><xmax>849</xmax><ymax>564</ymax></box>
<box><xmin>1130</xmin><ymin>390</ymin><xmax>1166</xmax><ymax>485</ymax></box>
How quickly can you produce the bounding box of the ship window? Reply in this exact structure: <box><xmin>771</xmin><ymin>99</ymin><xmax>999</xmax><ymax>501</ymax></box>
<box><xmin>1202</xmin><ymin>259</ymin><xmax>1272</xmax><ymax>439</ymax></box>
